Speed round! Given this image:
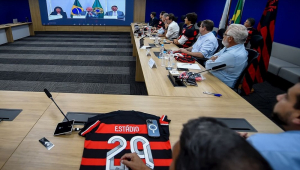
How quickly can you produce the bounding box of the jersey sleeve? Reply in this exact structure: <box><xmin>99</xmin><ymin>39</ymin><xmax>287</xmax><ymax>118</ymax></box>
<box><xmin>159</xmin><ymin>115</ymin><xmax>171</xmax><ymax>137</ymax></box>
<box><xmin>79</xmin><ymin>120</ymin><xmax>101</xmax><ymax>137</ymax></box>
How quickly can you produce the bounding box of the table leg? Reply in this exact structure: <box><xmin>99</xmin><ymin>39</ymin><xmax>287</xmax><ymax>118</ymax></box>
<box><xmin>135</xmin><ymin>54</ymin><xmax>145</xmax><ymax>82</ymax></box>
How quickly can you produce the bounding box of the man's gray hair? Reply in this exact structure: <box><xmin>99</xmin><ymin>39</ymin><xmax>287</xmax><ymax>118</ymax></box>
<box><xmin>163</xmin><ymin>13</ymin><xmax>169</xmax><ymax>18</ymax></box>
<box><xmin>227</xmin><ymin>24</ymin><xmax>248</xmax><ymax>44</ymax></box>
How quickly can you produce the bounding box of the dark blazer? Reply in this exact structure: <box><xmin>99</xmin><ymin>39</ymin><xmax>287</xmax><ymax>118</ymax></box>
<box><xmin>50</xmin><ymin>12</ymin><xmax>67</xmax><ymax>19</ymax></box>
<box><xmin>149</xmin><ymin>17</ymin><xmax>159</xmax><ymax>27</ymax></box>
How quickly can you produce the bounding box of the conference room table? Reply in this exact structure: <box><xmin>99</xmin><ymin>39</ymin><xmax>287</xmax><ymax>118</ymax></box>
<box><xmin>0</xmin><ymin>23</ymin><xmax>283</xmax><ymax>169</ymax></box>
<box><xmin>0</xmin><ymin>22</ymin><xmax>34</xmax><ymax>44</ymax></box>
<box><xmin>0</xmin><ymin>91</ymin><xmax>283</xmax><ymax>170</ymax></box>
<box><xmin>130</xmin><ymin>24</ymin><xmax>241</xmax><ymax>99</ymax></box>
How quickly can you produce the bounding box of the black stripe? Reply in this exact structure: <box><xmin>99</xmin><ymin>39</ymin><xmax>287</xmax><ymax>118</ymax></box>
<box><xmin>7</xmin><ymin>44</ymin><xmax>132</xmax><ymax>48</ymax></box>
<box><xmin>85</xmin><ymin>134</ymin><xmax>169</xmax><ymax>142</ymax></box>
<box><xmin>82</xmin><ymin>149</ymin><xmax>172</xmax><ymax>159</ymax></box>
<box><xmin>0</xmin><ymin>71</ymin><xmax>133</xmax><ymax>84</ymax></box>
<box><xmin>80</xmin><ymin>165</ymin><xmax>169</xmax><ymax>170</ymax></box>
<box><xmin>0</xmin><ymin>50</ymin><xmax>132</xmax><ymax>56</ymax></box>
<box><xmin>0</xmin><ymin>59</ymin><xmax>135</xmax><ymax>67</ymax></box>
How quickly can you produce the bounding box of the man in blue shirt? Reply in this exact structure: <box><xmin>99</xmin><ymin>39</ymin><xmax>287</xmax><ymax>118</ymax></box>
<box><xmin>178</xmin><ymin>20</ymin><xmax>218</xmax><ymax>59</ymax></box>
<box><xmin>245</xmin><ymin>81</ymin><xmax>300</xmax><ymax>170</ymax></box>
<box><xmin>205</xmin><ymin>24</ymin><xmax>248</xmax><ymax>88</ymax></box>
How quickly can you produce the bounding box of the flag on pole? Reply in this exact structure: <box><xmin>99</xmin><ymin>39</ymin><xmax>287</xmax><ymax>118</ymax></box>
<box><xmin>219</xmin><ymin>0</ymin><xmax>232</xmax><ymax>29</ymax></box>
<box><xmin>93</xmin><ymin>0</ymin><xmax>104</xmax><ymax>18</ymax></box>
<box><xmin>71</xmin><ymin>0</ymin><xmax>84</xmax><ymax>18</ymax></box>
<box><xmin>241</xmin><ymin>0</ymin><xmax>279</xmax><ymax>95</ymax></box>
<box><xmin>231</xmin><ymin>0</ymin><xmax>245</xmax><ymax>24</ymax></box>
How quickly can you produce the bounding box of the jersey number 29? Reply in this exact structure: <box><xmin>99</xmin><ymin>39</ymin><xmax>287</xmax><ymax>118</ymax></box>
<box><xmin>106</xmin><ymin>136</ymin><xmax>154</xmax><ymax>170</ymax></box>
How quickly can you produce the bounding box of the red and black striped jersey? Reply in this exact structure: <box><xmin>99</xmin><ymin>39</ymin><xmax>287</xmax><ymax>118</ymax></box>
<box><xmin>79</xmin><ymin>111</ymin><xmax>172</xmax><ymax>170</ymax></box>
<box><xmin>157</xmin><ymin>20</ymin><xmax>165</xmax><ymax>29</ymax></box>
<box><xmin>178</xmin><ymin>24</ymin><xmax>198</xmax><ymax>48</ymax></box>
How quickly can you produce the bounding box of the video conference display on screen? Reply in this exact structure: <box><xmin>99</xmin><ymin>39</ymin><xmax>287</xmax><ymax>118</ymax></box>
<box><xmin>39</xmin><ymin>0</ymin><xmax>134</xmax><ymax>26</ymax></box>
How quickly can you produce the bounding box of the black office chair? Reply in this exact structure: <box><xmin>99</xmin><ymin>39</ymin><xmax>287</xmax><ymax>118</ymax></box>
<box><xmin>217</xmin><ymin>28</ymin><xmax>226</xmax><ymax>39</ymax></box>
<box><xmin>250</xmin><ymin>35</ymin><xmax>263</xmax><ymax>49</ymax></box>
<box><xmin>233</xmin><ymin>48</ymin><xmax>259</xmax><ymax>92</ymax></box>
<box><xmin>215</xmin><ymin>38</ymin><xmax>224</xmax><ymax>54</ymax></box>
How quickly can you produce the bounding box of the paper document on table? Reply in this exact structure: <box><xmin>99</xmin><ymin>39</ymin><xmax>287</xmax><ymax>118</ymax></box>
<box><xmin>177</xmin><ymin>63</ymin><xmax>201</xmax><ymax>70</ymax></box>
<box><xmin>150</xmin><ymin>37</ymin><xmax>161</xmax><ymax>40</ymax></box>
<box><xmin>140</xmin><ymin>46</ymin><xmax>151</xmax><ymax>49</ymax></box>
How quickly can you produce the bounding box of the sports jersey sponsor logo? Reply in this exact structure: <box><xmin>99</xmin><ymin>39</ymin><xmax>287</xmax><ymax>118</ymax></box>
<box><xmin>115</xmin><ymin>125</ymin><xmax>140</xmax><ymax>132</ymax></box>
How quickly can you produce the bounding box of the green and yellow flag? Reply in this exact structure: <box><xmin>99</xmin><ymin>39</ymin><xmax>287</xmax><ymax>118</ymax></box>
<box><xmin>71</xmin><ymin>0</ymin><xmax>84</xmax><ymax>18</ymax></box>
<box><xmin>92</xmin><ymin>0</ymin><xmax>104</xmax><ymax>18</ymax></box>
<box><xmin>231</xmin><ymin>0</ymin><xmax>245</xmax><ymax>24</ymax></box>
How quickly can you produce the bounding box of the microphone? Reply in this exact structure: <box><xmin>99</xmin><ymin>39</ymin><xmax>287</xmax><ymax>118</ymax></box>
<box><xmin>44</xmin><ymin>89</ymin><xmax>71</xmax><ymax>124</ymax></box>
<box><xmin>198</xmin><ymin>64</ymin><xmax>226</xmax><ymax>74</ymax></box>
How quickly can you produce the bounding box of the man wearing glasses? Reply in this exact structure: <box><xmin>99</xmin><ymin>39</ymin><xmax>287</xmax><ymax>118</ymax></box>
<box><xmin>205</xmin><ymin>24</ymin><xmax>248</xmax><ymax>88</ymax></box>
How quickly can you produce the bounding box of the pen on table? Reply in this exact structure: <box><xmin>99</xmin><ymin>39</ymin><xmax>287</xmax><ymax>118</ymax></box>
<box><xmin>203</xmin><ymin>91</ymin><xmax>222</xmax><ymax>97</ymax></box>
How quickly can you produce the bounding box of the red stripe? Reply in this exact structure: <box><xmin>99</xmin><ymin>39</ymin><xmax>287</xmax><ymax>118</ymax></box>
<box><xmin>81</xmin><ymin>158</ymin><xmax>172</xmax><ymax>166</ymax></box>
<box><xmin>81</xmin><ymin>121</ymin><xmax>101</xmax><ymax>136</ymax></box>
<box><xmin>159</xmin><ymin>115</ymin><xmax>169</xmax><ymax>125</ymax></box>
<box><xmin>84</xmin><ymin>140</ymin><xmax>171</xmax><ymax>150</ymax></box>
<box><xmin>95</xmin><ymin>123</ymin><xmax>148</xmax><ymax>134</ymax></box>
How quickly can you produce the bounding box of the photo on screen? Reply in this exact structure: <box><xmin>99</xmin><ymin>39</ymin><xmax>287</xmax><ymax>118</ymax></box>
<box><xmin>39</xmin><ymin>0</ymin><xmax>134</xmax><ymax>26</ymax></box>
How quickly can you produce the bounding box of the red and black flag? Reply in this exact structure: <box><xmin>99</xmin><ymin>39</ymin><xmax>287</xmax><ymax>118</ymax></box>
<box><xmin>242</xmin><ymin>0</ymin><xmax>279</xmax><ymax>95</ymax></box>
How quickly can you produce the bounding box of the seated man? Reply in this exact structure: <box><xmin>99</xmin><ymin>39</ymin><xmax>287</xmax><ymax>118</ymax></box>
<box><xmin>121</xmin><ymin>117</ymin><xmax>272</xmax><ymax>170</ymax></box>
<box><xmin>157</xmin><ymin>11</ymin><xmax>166</xmax><ymax>30</ymax></box>
<box><xmin>149</xmin><ymin>12</ymin><xmax>159</xmax><ymax>27</ymax></box>
<box><xmin>173</xmin><ymin>12</ymin><xmax>198</xmax><ymax>48</ymax></box>
<box><xmin>165</xmin><ymin>13</ymin><xmax>180</xmax><ymax>40</ymax></box>
<box><xmin>178</xmin><ymin>20</ymin><xmax>218</xmax><ymax>59</ymax></box>
<box><xmin>244</xmin><ymin>18</ymin><xmax>259</xmax><ymax>46</ymax></box>
<box><xmin>205</xmin><ymin>24</ymin><xmax>248</xmax><ymax>88</ymax></box>
<box><xmin>81</xmin><ymin>7</ymin><xmax>97</xmax><ymax>19</ymax></box>
<box><xmin>105</xmin><ymin>5</ymin><xmax>124</xmax><ymax>19</ymax></box>
<box><xmin>157</xmin><ymin>13</ymin><xmax>168</xmax><ymax>36</ymax></box>
<box><xmin>246</xmin><ymin>80</ymin><xmax>300</xmax><ymax>170</ymax></box>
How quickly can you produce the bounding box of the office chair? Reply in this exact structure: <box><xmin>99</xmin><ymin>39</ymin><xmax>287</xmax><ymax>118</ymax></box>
<box><xmin>215</xmin><ymin>38</ymin><xmax>224</xmax><ymax>54</ymax></box>
<box><xmin>233</xmin><ymin>48</ymin><xmax>259</xmax><ymax>93</ymax></box>
<box><xmin>217</xmin><ymin>28</ymin><xmax>226</xmax><ymax>39</ymax></box>
<box><xmin>250</xmin><ymin>35</ymin><xmax>263</xmax><ymax>49</ymax></box>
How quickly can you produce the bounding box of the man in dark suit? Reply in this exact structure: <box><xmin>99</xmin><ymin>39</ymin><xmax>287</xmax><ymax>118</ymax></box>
<box><xmin>50</xmin><ymin>7</ymin><xmax>67</xmax><ymax>19</ymax></box>
<box><xmin>105</xmin><ymin>5</ymin><xmax>125</xmax><ymax>19</ymax></box>
<box><xmin>149</xmin><ymin>12</ymin><xmax>159</xmax><ymax>27</ymax></box>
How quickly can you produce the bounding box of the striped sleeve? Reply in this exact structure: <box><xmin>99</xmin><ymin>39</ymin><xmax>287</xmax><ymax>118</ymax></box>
<box><xmin>79</xmin><ymin>120</ymin><xmax>101</xmax><ymax>137</ymax></box>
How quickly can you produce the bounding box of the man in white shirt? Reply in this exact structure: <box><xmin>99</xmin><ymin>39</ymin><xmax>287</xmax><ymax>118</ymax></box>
<box><xmin>165</xmin><ymin>13</ymin><xmax>179</xmax><ymax>40</ymax></box>
<box><xmin>105</xmin><ymin>5</ymin><xmax>125</xmax><ymax>19</ymax></box>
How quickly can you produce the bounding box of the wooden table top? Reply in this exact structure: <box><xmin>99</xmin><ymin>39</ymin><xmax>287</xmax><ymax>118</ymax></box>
<box><xmin>131</xmin><ymin>24</ymin><xmax>241</xmax><ymax>99</ymax></box>
<box><xmin>2</xmin><ymin>22</ymin><xmax>32</xmax><ymax>27</ymax></box>
<box><xmin>0</xmin><ymin>92</ymin><xmax>283</xmax><ymax>170</ymax></box>
<box><xmin>0</xmin><ymin>91</ymin><xmax>58</xmax><ymax>169</ymax></box>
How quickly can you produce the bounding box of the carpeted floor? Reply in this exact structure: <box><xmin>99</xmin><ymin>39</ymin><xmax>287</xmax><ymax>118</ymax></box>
<box><xmin>0</xmin><ymin>31</ymin><xmax>147</xmax><ymax>95</ymax></box>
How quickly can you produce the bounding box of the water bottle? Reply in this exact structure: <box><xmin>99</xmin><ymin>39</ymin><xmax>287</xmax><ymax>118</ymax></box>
<box><xmin>167</xmin><ymin>53</ymin><xmax>172</xmax><ymax>68</ymax></box>
<box><xmin>161</xmin><ymin>51</ymin><xmax>166</xmax><ymax>67</ymax></box>
<box><xmin>159</xmin><ymin>44</ymin><xmax>164</xmax><ymax>59</ymax></box>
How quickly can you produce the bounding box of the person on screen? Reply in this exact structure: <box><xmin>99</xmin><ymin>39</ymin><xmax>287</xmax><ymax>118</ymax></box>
<box><xmin>80</xmin><ymin>7</ymin><xmax>97</xmax><ymax>19</ymax></box>
<box><xmin>50</xmin><ymin>7</ymin><xmax>67</xmax><ymax>19</ymax></box>
<box><xmin>105</xmin><ymin>5</ymin><xmax>124</xmax><ymax>19</ymax></box>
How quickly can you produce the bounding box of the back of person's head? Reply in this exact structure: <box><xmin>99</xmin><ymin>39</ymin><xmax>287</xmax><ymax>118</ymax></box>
<box><xmin>175</xmin><ymin>117</ymin><xmax>272</xmax><ymax>170</ymax></box>
<box><xmin>227</xmin><ymin>24</ymin><xmax>248</xmax><ymax>44</ymax></box>
<box><xmin>185</xmin><ymin>13</ymin><xmax>197</xmax><ymax>25</ymax></box>
<box><xmin>168</xmin><ymin>13</ymin><xmax>176</xmax><ymax>22</ymax></box>
<box><xmin>201</xmin><ymin>20</ymin><xmax>214</xmax><ymax>31</ymax></box>
<box><xmin>247</xmin><ymin>18</ymin><xmax>256</xmax><ymax>27</ymax></box>
<box><xmin>160</xmin><ymin>11</ymin><xmax>166</xmax><ymax>15</ymax></box>
<box><xmin>151</xmin><ymin>12</ymin><xmax>156</xmax><ymax>17</ymax></box>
